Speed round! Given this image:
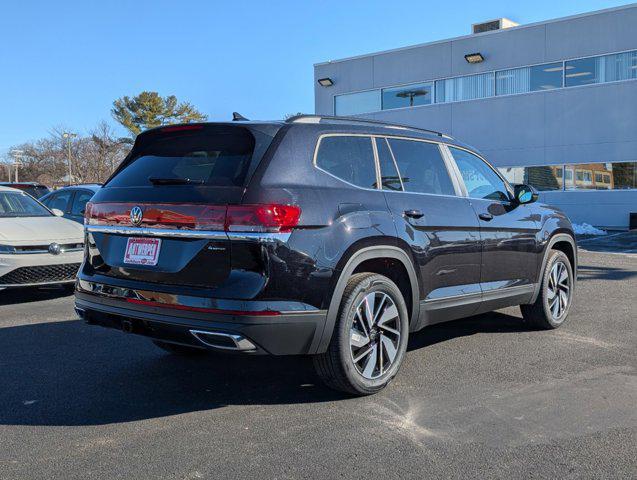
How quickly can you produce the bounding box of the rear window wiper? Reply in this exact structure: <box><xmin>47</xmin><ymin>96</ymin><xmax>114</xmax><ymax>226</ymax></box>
<box><xmin>148</xmin><ymin>177</ymin><xmax>205</xmax><ymax>186</ymax></box>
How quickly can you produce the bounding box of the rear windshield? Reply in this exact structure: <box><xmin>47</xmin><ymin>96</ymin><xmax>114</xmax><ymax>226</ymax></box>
<box><xmin>0</xmin><ymin>191</ymin><xmax>51</xmax><ymax>217</ymax></box>
<box><xmin>107</xmin><ymin>127</ymin><xmax>258</xmax><ymax>188</ymax></box>
<box><xmin>21</xmin><ymin>186</ymin><xmax>50</xmax><ymax>198</ymax></box>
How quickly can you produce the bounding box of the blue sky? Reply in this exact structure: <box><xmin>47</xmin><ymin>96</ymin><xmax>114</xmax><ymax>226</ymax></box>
<box><xmin>0</xmin><ymin>0</ymin><xmax>630</xmax><ymax>152</ymax></box>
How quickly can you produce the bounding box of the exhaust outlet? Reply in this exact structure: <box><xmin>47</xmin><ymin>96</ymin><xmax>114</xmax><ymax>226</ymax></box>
<box><xmin>190</xmin><ymin>330</ymin><xmax>257</xmax><ymax>351</ymax></box>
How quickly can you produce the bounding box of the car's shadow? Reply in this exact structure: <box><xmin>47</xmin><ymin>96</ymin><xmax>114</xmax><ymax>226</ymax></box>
<box><xmin>0</xmin><ymin>286</ymin><xmax>73</xmax><ymax>306</ymax></box>
<box><xmin>0</xmin><ymin>311</ymin><xmax>529</xmax><ymax>427</ymax></box>
<box><xmin>576</xmin><ymin>264</ymin><xmax>637</xmax><ymax>282</ymax></box>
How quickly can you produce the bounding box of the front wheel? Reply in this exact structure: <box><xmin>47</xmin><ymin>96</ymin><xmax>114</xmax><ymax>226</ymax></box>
<box><xmin>313</xmin><ymin>273</ymin><xmax>409</xmax><ymax>396</ymax></box>
<box><xmin>521</xmin><ymin>249</ymin><xmax>574</xmax><ymax>329</ymax></box>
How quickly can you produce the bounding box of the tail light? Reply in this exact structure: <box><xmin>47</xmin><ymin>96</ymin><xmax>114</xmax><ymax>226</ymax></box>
<box><xmin>85</xmin><ymin>202</ymin><xmax>301</xmax><ymax>233</ymax></box>
<box><xmin>226</xmin><ymin>205</ymin><xmax>301</xmax><ymax>233</ymax></box>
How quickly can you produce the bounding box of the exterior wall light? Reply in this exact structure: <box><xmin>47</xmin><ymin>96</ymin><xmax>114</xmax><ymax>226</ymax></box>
<box><xmin>464</xmin><ymin>53</ymin><xmax>485</xmax><ymax>64</ymax></box>
<box><xmin>318</xmin><ymin>77</ymin><xmax>334</xmax><ymax>87</ymax></box>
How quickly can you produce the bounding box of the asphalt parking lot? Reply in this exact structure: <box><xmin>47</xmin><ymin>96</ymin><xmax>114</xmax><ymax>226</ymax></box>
<box><xmin>1</xmin><ymin>246</ymin><xmax>635</xmax><ymax>479</ymax></box>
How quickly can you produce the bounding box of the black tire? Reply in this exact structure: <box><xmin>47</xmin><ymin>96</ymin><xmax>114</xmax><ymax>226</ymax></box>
<box><xmin>521</xmin><ymin>249</ymin><xmax>574</xmax><ymax>329</ymax></box>
<box><xmin>152</xmin><ymin>340</ymin><xmax>207</xmax><ymax>356</ymax></box>
<box><xmin>313</xmin><ymin>273</ymin><xmax>409</xmax><ymax>396</ymax></box>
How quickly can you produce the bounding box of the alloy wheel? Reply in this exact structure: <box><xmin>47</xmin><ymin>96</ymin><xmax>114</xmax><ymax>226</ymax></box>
<box><xmin>547</xmin><ymin>260</ymin><xmax>570</xmax><ymax>321</ymax></box>
<box><xmin>349</xmin><ymin>291</ymin><xmax>402</xmax><ymax>379</ymax></box>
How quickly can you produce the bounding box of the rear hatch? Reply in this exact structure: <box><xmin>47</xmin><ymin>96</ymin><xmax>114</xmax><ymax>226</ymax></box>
<box><xmin>83</xmin><ymin>123</ymin><xmax>284</xmax><ymax>290</ymax></box>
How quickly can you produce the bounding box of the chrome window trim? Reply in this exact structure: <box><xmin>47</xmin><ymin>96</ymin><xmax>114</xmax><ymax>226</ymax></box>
<box><xmin>313</xmin><ymin>133</ymin><xmax>464</xmax><ymax>199</ymax></box>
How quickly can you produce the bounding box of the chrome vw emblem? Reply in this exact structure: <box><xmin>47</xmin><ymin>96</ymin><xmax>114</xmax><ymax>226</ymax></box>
<box><xmin>130</xmin><ymin>206</ymin><xmax>143</xmax><ymax>227</ymax></box>
<box><xmin>48</xmin><ymin>243</ymin><xmax>62</xmax><ymax>255</ymax></box>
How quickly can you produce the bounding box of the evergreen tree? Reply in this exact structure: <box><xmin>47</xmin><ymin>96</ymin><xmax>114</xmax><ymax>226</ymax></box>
<box><xmin>112</xmin><ymin>91</ymin><xmax>207</xmax><ymax>136</ymax></box>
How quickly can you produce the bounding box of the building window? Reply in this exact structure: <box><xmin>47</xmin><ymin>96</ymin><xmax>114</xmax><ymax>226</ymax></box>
<box><xmin>499</xmin><ymin>165</ymin><xmax>563</xmax><ymax>191</ymax></box>
<box><xmin>330</xmin><ymin>50</ymin><xmax>637</xmax><ymax>114</ymax></box>
<box><xmin>435</xmin><ymin>72</ymin><xmax>494</xmax><ymax>103</ymax></box>
<box><xmin>565</xmin><ymin>50</ymin><xmax>637</xmax><ymax>87</ymax></box>
<box><xmin>496</xmin><ymin>62</ymin><xmax>563</xmax><ymax>95</ymax></box>
<box><xmin>334</xmin><ymin>90</ymin><xmax>381</xmax><ymax>116</ymax></box>
<box><xmin>382</xmin><ymin>82</ymin><xmax>433</xmax><ymax>109</ymax></box>
<box><xmin>499</xmin><ymin>162</ymin><xmax>636</xmax><ymax>191</ymax></box>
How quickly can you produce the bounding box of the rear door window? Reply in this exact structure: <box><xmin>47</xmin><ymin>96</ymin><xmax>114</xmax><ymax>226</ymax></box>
<box><xmin>387</xmin><ymin>139</ymin><xmax>455</xmax><ymax>196</ymax></box>
<box><xmin>47</xmin><ymin>190</ymin><xmax>73</xmax><ymax>212</ymax></box>
<box><xmin>315</xmin><ymin>136</ymin><xmax>377</xmax><ymax>189</ymax></box>
<box><xmin>107</xmin><ymin>126</ymin><xmax>258</xmax><ymax>188</ymax></box>
<box><xmin>71</xmin><ymin>190</ymin><xmax>94</xmax><ymax>216</ymax></box>
<box><xmin>375</xmin><ymin>138</ymin><xmax>402</xmax><ymax>191</ymax></box>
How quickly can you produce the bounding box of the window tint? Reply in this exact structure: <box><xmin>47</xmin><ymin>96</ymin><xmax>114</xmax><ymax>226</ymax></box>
<box><xmin>47</xmin><ymin>190</ymin><xmax>73</xmax><ymax>212</ymax></box>
<box><xmin>450</xmin><ymin>147</ymin><xmax>509</xmax><ymax>201</ymax></box>
<box><xmin>387</xmin><ymin>139</ymin><xmax>455</xmax><ymax>195</ymax></box>
<box><xmin>108</xmin><ymin>127</ymin><xmax>257</xmax><ymax>188</ymax></box>
<box><xmin>316</xmin><ymin>136</ymin><xmax>377</xmax><ymax>189</ymax></box>
<box><xmin>71</xmin><ymin>190</ymin><xmax>94</xmax><ymax>215</ymax></box>
<box><xmin>375</xmin><ymin>138</ymin><xmax>402</xmax><ymax>191</ymax></box>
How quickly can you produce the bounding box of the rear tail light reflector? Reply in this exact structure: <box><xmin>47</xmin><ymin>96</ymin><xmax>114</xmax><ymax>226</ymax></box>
<box><xmin>85</xmin><ymin>202</ymin><xmax>300</xmax><ymax>233</ymax></box>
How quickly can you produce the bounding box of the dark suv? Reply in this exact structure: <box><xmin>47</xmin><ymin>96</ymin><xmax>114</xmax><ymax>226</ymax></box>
<box><xmin>75</xmin><ymin>116</ymin><xmax>577</xmax><ymax>395</ymax></box>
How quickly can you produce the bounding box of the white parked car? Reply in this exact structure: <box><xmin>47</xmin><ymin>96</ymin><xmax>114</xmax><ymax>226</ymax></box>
<box><xmin>0</xmin><ymin>186</ymin><xmax>84</xmax><ymax>291</ymax></box>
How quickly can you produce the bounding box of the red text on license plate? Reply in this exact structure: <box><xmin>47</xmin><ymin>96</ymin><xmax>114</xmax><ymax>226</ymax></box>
<box><xmin>124</xmin><ymin>238</ymin><xmax>161</xmax><ymax>266</ymax></box>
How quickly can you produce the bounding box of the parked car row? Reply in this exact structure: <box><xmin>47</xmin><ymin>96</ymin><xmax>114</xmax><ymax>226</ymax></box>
<box><xmin>0</xmin><ymin>181</ymin><xmax>51</xmax><ymax>199</ymax></box>
<box><xmin>0</xmin><ymin>186</ymin><xmax>85</xmax><ymax>291</ymax></box>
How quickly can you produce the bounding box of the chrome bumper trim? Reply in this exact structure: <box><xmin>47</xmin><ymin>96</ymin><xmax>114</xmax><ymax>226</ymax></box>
<box><xmin>85</xmin><ymin>225</ymin><xmax>290</xmax><ymax>242</ymax></box>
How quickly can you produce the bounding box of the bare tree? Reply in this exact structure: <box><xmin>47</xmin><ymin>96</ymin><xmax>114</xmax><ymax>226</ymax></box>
<box><xmin>4</xmin><ymin>122</ymin><xmax>130</xmax><ymax>186</ymax></box>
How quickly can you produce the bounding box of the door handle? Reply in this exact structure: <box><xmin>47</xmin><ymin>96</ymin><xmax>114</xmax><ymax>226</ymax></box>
<box><xmin>404</xmin><ymin>209</ymin><xmax>424</xmax><ymax>219</ymax></box>
<box><xmin>479</xmin><ymin>213</ymin><xmax>494</xmax><ymax>221</ymax></box>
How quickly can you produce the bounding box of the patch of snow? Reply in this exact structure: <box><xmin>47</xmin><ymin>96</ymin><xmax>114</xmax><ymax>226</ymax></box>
<box><xmin>572</xmin><ymin>223</ymin><xmax>607</xmax><ymax>236</ymax></box>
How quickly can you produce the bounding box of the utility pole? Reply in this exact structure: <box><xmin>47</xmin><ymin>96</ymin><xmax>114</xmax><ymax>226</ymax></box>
<box><xmin>10</xmin><ymin>149</ymin><xmax>24</xmax><ymax>182</ymax></box>
<box><xmin>62</xmin><ymin>132</ymin><xmax>77</xmax><ymax>185</ymax></box>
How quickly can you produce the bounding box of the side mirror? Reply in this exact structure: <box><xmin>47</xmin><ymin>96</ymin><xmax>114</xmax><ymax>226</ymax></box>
<box><xmin>51</xmin><ymin>208</ymin><xmax>65</xmax><ymax>217</ymax></box>
<box><xmin>513</xmin><ymin>184</ymin><xmax>539</xmax><ymax>205</ymax></box>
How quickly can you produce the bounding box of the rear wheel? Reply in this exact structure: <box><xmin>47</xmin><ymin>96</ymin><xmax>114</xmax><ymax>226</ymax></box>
<box><xmin>152</xmin><ymin>340</ymin><xmax>207</xmax><ymax>356</ymax></box>
<box><xmin>313</xmin><ymin>273</ymin><xmax>409</xmax><ymax>395</ymax></box>
<box><xmin>521</xmin><ymin>250</ymin><xmax>573</xmax><ymax>329</ymax></box>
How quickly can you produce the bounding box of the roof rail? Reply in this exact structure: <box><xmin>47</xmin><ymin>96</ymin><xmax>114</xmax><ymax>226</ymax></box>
<box><xmin>285</xmin><ymin>114</ymin><xmax>452</xmax><ymax>139</ymax></box>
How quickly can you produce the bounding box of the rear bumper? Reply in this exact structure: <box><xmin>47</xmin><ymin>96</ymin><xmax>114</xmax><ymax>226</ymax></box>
<box><xmin>74</xmin><ymin>288</ymin><xmax>327</xmax><ymax>356</ymax></box>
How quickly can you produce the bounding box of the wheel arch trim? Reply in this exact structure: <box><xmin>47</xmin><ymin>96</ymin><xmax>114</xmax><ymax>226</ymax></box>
<box><xmin>530</xmin><ymin>233</ymin><xmax>577</xmax><ymax>304</ymax></box>
<box><xmin>314</xmin><ymin>245</ymin><xmax>420</xmax><ymax>354</ymax></box>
